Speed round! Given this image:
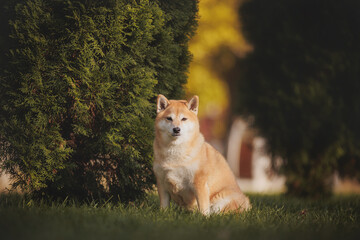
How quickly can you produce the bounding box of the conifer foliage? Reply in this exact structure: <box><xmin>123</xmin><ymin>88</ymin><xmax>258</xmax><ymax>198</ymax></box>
<box><xmin>0</xmin><ymin>0</ymin><xmax>198</xmax><ymax>201</ymax></box>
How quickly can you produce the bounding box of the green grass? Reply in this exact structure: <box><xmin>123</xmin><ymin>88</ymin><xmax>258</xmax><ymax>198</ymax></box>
<box><xmin>0</xmin><ymin>193</ymin><xmax>359</xmax><ymax>240</ymax></box>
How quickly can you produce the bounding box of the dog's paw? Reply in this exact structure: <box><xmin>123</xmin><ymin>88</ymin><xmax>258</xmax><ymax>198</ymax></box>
<box><xmin>201</xmin><ymin>208</ymin><xmax>210</xmax><ymax>217</ymax></box>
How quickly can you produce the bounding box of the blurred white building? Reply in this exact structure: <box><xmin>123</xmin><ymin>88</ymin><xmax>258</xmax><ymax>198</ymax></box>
<box><xmin>227</xmin><ymin>117</ymin><xmax>360</xmax><ymax>194</ymax></box>
<box><xmin>227</xmin><ymin>117</ymin><xmax>285</xmax><ymax>193</ymax></box>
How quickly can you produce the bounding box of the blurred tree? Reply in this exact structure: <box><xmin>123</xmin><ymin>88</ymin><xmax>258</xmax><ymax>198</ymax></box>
<box><xmin>0</xmin><ymin>0</ymin><xmax>197</xmax><ymax>201</ymax></box>
<box><xmin>237</xmin><ymin>0</ymin><xmax>360</xmax><ymax>197</ymax></box>
<box><xmin>187</xmin><ymin>0</ymin><xmax>251</xmax><ymax>141</ymax></box>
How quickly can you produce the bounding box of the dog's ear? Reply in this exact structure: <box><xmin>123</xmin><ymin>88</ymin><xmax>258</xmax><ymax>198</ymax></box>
<box><xmin>187</xmin><ymin>95</ymin><xmax>199</xmax><ymax>115</ymax></box>
<box><xmin>157</xmin><ymin>94</ymin><xmax>170</xmax><ymax>113</ymax></box>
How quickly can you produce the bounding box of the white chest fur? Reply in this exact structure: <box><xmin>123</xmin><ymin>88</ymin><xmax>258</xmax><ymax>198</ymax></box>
<box><xmin>154</xmin><ymin>160</ymin><xmax>199</xmax><ymax>208</ymax></box>
<box><xmin>153</xmin><ymin>143</ymin><xmax>201</xmax><ymax>206</ymax></box>
<box><xmin>156</xmin><ymin>161</ymin><xmax>198</xmax><ymax>192</ymax></box>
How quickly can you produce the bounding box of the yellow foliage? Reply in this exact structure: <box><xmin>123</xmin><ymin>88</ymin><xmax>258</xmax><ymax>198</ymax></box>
<box><xmin>187</xmin><ymin>64</ymin><xmax>228</xmax><ymax>118</ymax></box>
<box><xmin>186</xmin><ymin>0</ymin><xmax>251</xmax><ymax>132</ymax></box>
<box><xmin>189</xmin><ymin>0</ymin><xmax>250</xmax><ymax>61</ymax></box>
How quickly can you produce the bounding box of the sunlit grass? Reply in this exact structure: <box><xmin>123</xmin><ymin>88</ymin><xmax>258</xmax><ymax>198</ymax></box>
<box><xmin>0</xmin><ymin>193</ymin><xmax>359</xmax><ymax>240</ymax></box>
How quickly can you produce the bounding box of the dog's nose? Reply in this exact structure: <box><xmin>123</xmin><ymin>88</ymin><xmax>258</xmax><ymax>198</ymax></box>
<box><xmin>173</xmin><ymin>127</ymin><xmax>181</xmax><ymax>133</ymax></box>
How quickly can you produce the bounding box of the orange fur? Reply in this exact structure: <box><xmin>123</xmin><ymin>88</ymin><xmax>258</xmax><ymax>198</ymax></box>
<box><xmin>153</xmin><ymin>94</ymin><xmax>251</xmax><ymax>215</ymax></box>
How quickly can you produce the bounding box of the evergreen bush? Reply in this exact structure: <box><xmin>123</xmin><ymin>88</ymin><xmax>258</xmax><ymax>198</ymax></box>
<box><xmin>0</xmin><ymin>0</ymin><xmax>198</xmax><ymax>201</ymax></box>
<box><xmin>237</xmin><ymin>0</ymin><xmax>360</xmax><ymax>197</ymax></box>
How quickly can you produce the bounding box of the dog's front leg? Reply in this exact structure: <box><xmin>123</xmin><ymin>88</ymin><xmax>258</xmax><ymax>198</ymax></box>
<box><xmin>157</xmin><ymin>181</ymin><xmax>170</xmax><ymax>209</ymax></box>
<box><xmin>194</xmin><ymin>180</ymin><xmax>210</xmax><ymax>216</ymax></box>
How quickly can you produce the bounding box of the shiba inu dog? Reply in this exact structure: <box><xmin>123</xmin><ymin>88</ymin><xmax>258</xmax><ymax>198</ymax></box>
<box><xmin>153</xmin><ymin>94</ymin><xmax>251</xmax><ymax>215</ymax></box>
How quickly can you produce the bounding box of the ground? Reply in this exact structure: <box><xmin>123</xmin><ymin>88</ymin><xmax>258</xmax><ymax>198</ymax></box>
<box><xmin>0</xmin><ymin>193</ymin><xmax>359</xmax><ymax>240</ymax></box>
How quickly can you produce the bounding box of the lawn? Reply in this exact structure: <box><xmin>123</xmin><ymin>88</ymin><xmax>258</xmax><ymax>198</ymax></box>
<box><xmin>0</xmin><ymin>193</ymin><xmax>359</xmax><ymax>240</ymax></box>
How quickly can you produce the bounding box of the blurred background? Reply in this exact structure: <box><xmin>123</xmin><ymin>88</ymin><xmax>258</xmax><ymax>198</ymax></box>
<box><xmin>185</xmin><ymin>0</ymin><xmax>360</xmax><ymax>196</ymax></box>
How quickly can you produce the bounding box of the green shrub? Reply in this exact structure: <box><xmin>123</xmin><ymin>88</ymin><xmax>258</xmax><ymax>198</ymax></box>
<box><xmin>0</xmin><ymin>0</ymin><xmax>198</xmax><ymax>201</ymax></box>
<box><xmin>237</xmin><ymin>0</ymin><xmax>360</xmax><ymax>197</ymax></box>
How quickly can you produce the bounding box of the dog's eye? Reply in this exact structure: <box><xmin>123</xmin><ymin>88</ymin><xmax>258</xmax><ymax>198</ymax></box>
<box><xmin>181</xmin><ymin>118</ymin><xmax>187</xmax><ymax>121</ymax></box>
<box><xmin>166</xmin><ymin>117</ymin><xmax>172</xmax><ymax>121</ymax></box>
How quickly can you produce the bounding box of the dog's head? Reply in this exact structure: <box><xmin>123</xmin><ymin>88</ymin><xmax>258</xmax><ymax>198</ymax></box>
<box><xmin>155</xmin><ymin>94</ymin><xmax>199</xmax><ymax>143</ymax></box>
